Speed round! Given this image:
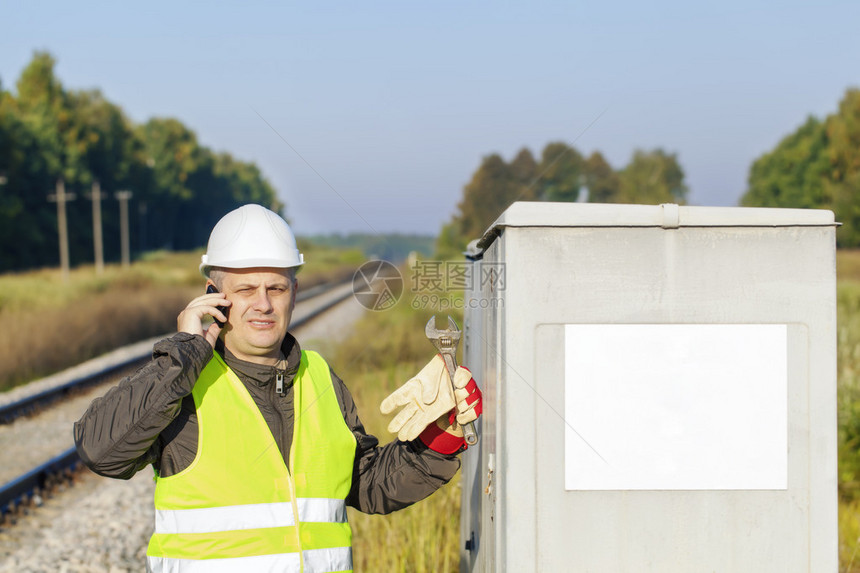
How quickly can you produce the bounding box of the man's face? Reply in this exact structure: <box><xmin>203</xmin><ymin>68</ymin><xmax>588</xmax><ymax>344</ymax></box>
<box><xmin>211</xmin><ymin>267</ymin><xmax>297</xmax><ymax>365</ymax></box>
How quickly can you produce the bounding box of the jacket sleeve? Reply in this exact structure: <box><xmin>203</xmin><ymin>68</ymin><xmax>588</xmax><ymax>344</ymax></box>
<box><xmin>331</xmin><ymin>370</ymin><xmax>461</xmax><ymax>515</ymax></box>
<box><xmin>73</xmin><ymin>333</ymin><xmax>213</xmax><ymax>480</ymax></box>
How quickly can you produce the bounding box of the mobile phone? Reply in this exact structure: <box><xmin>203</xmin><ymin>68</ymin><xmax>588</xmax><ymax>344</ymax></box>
<box><xmin>206</xmin><ymin>284</ymin><xmax>230</xmax><ymax>327</ymax></box>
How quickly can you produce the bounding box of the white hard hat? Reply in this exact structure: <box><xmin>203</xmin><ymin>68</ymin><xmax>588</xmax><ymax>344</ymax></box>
<box><xmin>200</xmin><ymin>204</ymin><xmax>304</xmax><ymax>277</ymax></box>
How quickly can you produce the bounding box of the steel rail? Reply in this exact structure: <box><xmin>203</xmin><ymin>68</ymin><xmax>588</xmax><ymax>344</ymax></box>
<box><xmin>0</xmin><ymin>356</ymin><xmax>149</xmax><ymax>425</ymax></box>
<box><xmin>0</xmin><ymin>278</ymin><xmax>352</xmax><ymax>425</ymax></box>
<box><xmin>0</xmin><ymin>447</ymin><xmax>80</xmax><ymax>516</ymax></box>
<box><xmin>0</xmin><ymin>279</ymin><xmax>356</xmax><ymax>517</ymax></box>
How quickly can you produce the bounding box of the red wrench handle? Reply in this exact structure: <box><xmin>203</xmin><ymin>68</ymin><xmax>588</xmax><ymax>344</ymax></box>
<box><xmin>426</xmin><ymin>315</ymin><xmax>479</xmax><ymax>447</ymax></box>
<box><xmin>440</xmin><ymin>351</ymin><xmax>478</xmax><ymax>446</ymax></box>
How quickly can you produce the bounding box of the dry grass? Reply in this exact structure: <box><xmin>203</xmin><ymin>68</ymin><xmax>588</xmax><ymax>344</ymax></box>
<box><xmin>296</xmin><ymin>240</ymin><xmax>365</xmax><ymax>287</ymax></box>
<box><xmin>343</xmin><ymin>363</ymin><xmax>461</xmax><ymax>573</ymax></box>
<box><xmin>336</xmin><ymin>252</ymin><xmax>860</xmax><ymax>571</ymax></box>
<box><xmin>838</xmin><ymin>250</ymin><xmax>860</xmax><ymax>571</ymax></box>
<box><xmin>350</xmin><ymin>482</ymin><xmax>460</xmax><ymax>573</ymax></box>
<box><xmin>13</xmin><ymin>248</ymin><xmax>860</xmax><ymax>568</ymax></box>
<box><xmin>0</xmin><ymin>250</ymin><xmax>449</xmax><ymax>568</ymax></box>
<box><xmin>839</xmin><ymin>250</ymin><xmax>860</xmax><ymax>284</ymax></box>
<box><xmin>842</xmin><ymin>499</ymin><xmax>860</xmax><ymax>573</ymax></box>
<box><xmin>331</xmin><ymin>277</ymin><xmax>464</xmax><ymax>572</ymax></box>
<box><xmin>0</xmin><ymin>253</ymin><xmax>202</xmax><ymax>390</ymax></box>
<box><xmin>0</xmin><ymin>247</ymin><xmax>363</xmax><ymax>391</ymax></box>
<box><xmin>0</xmin><ymin>285</ymin><xmax>199</xmax><ymax>389</ymax></box>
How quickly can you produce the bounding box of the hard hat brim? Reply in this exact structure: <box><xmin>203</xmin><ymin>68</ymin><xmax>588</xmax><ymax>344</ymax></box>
<box><xmin>200</xmin><ymin>255</ymin><xmax>305</xmax><ymax>278</ymax></box>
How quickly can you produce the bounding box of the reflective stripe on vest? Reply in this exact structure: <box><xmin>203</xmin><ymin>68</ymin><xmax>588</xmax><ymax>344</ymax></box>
<box><xmin>146</xmin><ymin>350</ymin><xmax>356</xmax><ymax>572</ymax></box>
<box><xmin>154</xmin><ymin>498</ymin><xmax>347</xmax><ymax>535</ymax></box>
<box><xmin>147</xmin><ymin>546</ymin><xmax>352</xmax><ymax>573</ymax></box>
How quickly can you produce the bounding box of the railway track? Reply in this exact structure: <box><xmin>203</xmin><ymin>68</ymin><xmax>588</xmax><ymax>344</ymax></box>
<box><xmin>0</xmin><ymin>279</ymin><xmax>356</xmax><ymax>523</ymax></box>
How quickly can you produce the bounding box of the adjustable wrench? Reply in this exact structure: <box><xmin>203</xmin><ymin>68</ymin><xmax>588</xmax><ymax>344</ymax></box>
<box><xmin>425</xmin><ymin>315</ymin><xmax>479</xmax><ymax>446</ymax></box>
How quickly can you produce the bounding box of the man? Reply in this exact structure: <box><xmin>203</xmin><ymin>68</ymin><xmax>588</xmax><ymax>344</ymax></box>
<box><xmin>74</xmin><ymin>204</ymin><xmax>482</xmax><ymax>573</ymax></box>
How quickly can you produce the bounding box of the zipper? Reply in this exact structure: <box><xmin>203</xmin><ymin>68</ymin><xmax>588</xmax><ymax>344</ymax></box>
<box><xmin>285</xmin><ymin>458</ymin><xmax>302</xmax><ymax>572</ymax></box>
<box><xmin>271</xmin><ymin>366</ymin><xmax>290</xmax><ymax>468</ymax></box>
<box><xmin>267</xmin><ymin>363</ymin><xmax>301</xmax><ymax>568</ymax></box>
<box><xmin>275</xmin><ymin>363</ymin><xmax>301</xmax><ymax>569</ymax></box>
<box><xmin>276</xmin><ymin>370</ymin><xmax>285</xmax><ymax>396</ymax></box>
<box><xmin>287</xmin><ymin>365</ymin><xmax>302</xmax><ymax>572</ymax></box>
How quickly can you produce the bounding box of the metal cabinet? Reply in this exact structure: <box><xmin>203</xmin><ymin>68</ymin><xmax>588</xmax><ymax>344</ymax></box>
<box><xmin>461</xmin><ymin>202</ymin><xmax>838</xmax><ymax>572</ymax></box>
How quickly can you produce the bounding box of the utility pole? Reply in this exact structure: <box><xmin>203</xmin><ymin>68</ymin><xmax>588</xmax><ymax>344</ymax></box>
<box><xmin>47</xmin><ymin>179</ymin><xmax>76</xmax><ymax>281</ymax></box>
<box><xmin>115</xmin><ymin>190</ymin><xmax>133</xmax><ymax>268</ymax></box>
<box><xmin>88</xmin><ymin>180</ymin><xmax>106</xmax><ymax>274</ymax></box>
<box><xmin>138</xmin><ymin>201</ymin><xmax>148</xmax><ymax>253</ymax></box>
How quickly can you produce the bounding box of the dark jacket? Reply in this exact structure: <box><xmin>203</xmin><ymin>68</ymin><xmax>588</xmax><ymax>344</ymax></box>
<box><xmin>73</xmin><ymin>332</ymin><xmax>460</xmax><ymax>515</ymax></box>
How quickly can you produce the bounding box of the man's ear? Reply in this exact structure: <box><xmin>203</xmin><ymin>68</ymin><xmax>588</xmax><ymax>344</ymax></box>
<box><xmin>291</xmin><ymin>279</ymin><xmax>298</xmax><ymax>312</ymax></box>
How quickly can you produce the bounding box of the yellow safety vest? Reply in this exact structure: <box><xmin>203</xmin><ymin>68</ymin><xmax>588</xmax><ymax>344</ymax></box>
<box><xmin>146</xmin><ymin>350</ymin><xmax>357</xmax><ymax>573</ymax></box>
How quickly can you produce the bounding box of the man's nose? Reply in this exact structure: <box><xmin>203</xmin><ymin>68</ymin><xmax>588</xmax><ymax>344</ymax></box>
<box><xmin>252</xmin><ymin>289</ymin><xmax>274</xmax><ymax>312</ymax></box>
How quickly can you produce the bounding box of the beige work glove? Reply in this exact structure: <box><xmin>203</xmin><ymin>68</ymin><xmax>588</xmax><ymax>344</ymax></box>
<box><xmin>417</xmin><ymin>366</ymin><xmax>483</xmax><ymax>454</ymax></box>
<box><xmin>380</xmin><ymin>354</ymin><xmax>463</xmax><ymax>442</ymax></box>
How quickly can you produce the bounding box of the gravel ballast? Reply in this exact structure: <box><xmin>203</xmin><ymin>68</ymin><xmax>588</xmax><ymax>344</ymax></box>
<box><xmin>0</xmin><ymin>293</ymin><xmax>368</xmax><ymax>572</ymax></box>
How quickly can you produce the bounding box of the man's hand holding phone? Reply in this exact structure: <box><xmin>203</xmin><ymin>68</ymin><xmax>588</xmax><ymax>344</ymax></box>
<box><xmin>177</xmin><ymin>285</ymin><xmax>231</xmax><ymax>348</ymax></box>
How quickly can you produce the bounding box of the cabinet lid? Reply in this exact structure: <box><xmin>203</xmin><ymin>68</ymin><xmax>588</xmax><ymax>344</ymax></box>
<box><xmin>477</xmin><ymin>202</ymin><xmax>837</xmax><ymax>250</ymax></box>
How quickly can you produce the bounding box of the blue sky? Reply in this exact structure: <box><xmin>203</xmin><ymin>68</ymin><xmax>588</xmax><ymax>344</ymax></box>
<box><xmin>1</xmin><ymin>1</ymin><xmax>858</xmax><ymax>236</ymax></box>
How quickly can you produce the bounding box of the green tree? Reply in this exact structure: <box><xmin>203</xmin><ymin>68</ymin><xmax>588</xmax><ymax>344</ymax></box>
<box><xmin>0</xmin><ymin>52</ymin><xmax>73</xmax><ymax>270</ymax></box>
<box><xmin>138</xmin><ymin>118</ymin><xmax>214</xmax><ymax>250</ymax></box>
<box><xmin>138</xmin><ymin>117</ymin><xmax>204</xmax><ymax>203</ymax></box>
<box><xmin>618</xmin><ymin>149</ymin><xmax>688</xmax><ymax>204</ymax></box>
<box><xmin>436</xmin><ymin>143</ymin><xmax>691</xmax><ymax>257</ymax></box>
<box><xmin>0</xmin><ymin>86</ymin><xmax>58</xmax><ymax>270</ymax></box>
<box><xmin>67</xmin><ymin>89</ymin><xmax>140</xmax><ymax>187</ymax></box>
<box><xmin>64</xmin><ymin>89</ymin><xmax>147</xmax><ymax>262</ymax></box>
<box><xmin>439</xmin><ymin>148</ymin><xmax>537</xmax><ymax>255</ymax></box>
<box><xmin>455</xmin><ymin>153</ymin><xmax>511</xmax><ymax>241</ymax></box>
<box><xmin>535</xmin><ymin>142</ymin><xmax>584</xmax><ymax>202</ymax></box>
<box><xmin>825</xmin><ymin>89</ymin><xmax>860</xmax><ymax>246</ymax></box>
<box><xmin>5</xmin><ymin>52</ymin><xmax>147</xmax><ymax>268</ymax></box>
<box><xmin>741</xmin><ymin>88</ymin><xmax>860</xmax><ymax>246</ymax></box>
<box><xmin>14</xmin><ymin>52</ymin><xmax>66</xmax><ymax>166</ymax></box>
<box><xmin>137</xmin><ymin>118</ymin><xmax>283</xmax><ymax>250</ymax></box>
<box><xmin>0</xmin><ymin>51</ymin><xmax>284</xmax><ymax>271</ymax></box>
<box><xmin>582</xmin><ymin>151</ymin><xmax>620</xmax><ymax>203</ymax></box>
<box><xmin>742</xmin><ymin>117</ymin><xmax>830</xmax><ymax>210</ymax></box>
<box><xmin>214</xmin><ymin>152</ymin><xmax>281</xmax><ymax>208</ymax></box>
<box><xmin>434</xmin><ymin>220</ymin><xmax>464</xmax><ymax>260</ymax></box>
<box><xmin>508</xmin><ymin>147</ymin><xmax>539</xmax><ymax>197</ymax></box>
